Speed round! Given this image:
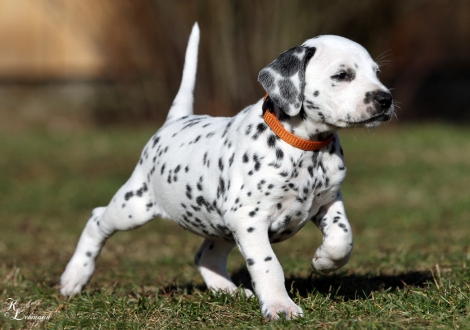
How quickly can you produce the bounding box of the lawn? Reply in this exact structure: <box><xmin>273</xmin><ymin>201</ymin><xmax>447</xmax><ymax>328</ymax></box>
<box><xmin>1</xmin><ymin>123</ymin><xmax>469</xmax><ymax>329</ymax></box>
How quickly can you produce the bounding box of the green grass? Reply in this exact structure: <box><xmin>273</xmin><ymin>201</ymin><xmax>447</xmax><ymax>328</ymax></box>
<box><xmin>1</xmin><ymin>124</ymin><xmax>469</xmax><ymax>329</ymax></box>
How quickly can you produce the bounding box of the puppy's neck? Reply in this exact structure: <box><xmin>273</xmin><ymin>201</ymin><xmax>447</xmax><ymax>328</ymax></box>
<box><xmin>268</xmin><ymin>101</ymin><xmax>335</xmax><ymax>142</ymax></box>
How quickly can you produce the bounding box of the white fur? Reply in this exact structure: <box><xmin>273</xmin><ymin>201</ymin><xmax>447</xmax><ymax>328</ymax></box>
<box><xmin>167</xmin><ymin>23</ymin><xmax>200</xmax><ymax>122</ymax></box>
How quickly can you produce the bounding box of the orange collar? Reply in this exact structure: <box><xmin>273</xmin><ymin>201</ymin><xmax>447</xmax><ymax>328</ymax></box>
<box><xmin>262</xmin><ymin>94</ymin><xmax>334</xmax><ymax>151</ymax></box>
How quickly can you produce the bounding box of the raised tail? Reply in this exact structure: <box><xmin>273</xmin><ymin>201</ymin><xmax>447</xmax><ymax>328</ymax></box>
<box><xmin>166</xmin><ymin>23</ymin><xmax>200</xmax><ymax>122</ymax></box>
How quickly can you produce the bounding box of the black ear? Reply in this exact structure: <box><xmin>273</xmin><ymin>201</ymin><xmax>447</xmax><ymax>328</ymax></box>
<box><xmin>258</xmin><ymin>46</ymin><xmax>316</xmax><ymax>116</ymax></box>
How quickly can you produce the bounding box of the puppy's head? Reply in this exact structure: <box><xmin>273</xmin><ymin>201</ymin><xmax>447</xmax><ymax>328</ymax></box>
<box><xmin>258</xmin><ymin>35</ymin><xmax>394</xmax><ymax>129</ymax></box>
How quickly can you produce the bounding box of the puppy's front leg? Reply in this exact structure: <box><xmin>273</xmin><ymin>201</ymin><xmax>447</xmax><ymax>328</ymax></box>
<box><xmin>233</xmin><ymin>221</ymin><xmax>303</xmax><ymax>320</ymax></box>
<box><xmin>311</xmin><ymin>191</ymin><xmax>353</xmax><ymax>273</ymax></box>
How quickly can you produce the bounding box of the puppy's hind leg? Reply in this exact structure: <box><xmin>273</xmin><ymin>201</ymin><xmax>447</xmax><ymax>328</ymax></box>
<box><xmin>195</xmin><ymin>239</ymin><xmax>253</xmax><ymax>297</ymax></box>
<box><xmin>60</xmin><ymin>171</ymin><xmax>160</xmax><ymax>297</ymax></box>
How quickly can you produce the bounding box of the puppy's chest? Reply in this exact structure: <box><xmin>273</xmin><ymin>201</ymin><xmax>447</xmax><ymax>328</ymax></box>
<box><xmin>265</xmin><ymin>148</ymin><xmax>346</xmax><ymax>241</ymax></box>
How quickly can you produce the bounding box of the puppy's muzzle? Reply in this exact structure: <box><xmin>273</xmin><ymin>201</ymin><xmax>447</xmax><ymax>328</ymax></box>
<box><xmin>363</xmin><ymin>90</ymin><xmax>394</xmax><ymax>122</ymax></box>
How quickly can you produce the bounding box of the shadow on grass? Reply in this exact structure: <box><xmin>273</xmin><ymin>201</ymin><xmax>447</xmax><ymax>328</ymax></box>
<box><xmin>160</xmin><ymin>268</ymin><xmax>433</xmax><ymax>301</ymax></box>
<box><xmin>284</xmin><ymin>270</ymin><xmax>433</xmax><ymax>300</ymax></box>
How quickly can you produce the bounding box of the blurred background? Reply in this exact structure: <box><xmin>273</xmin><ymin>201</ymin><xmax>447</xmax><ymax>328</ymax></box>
<box><xmin>1</xmin><ymin>3</ymin><xmax>470</xmax><ymax>325</ymax></box>
<box><xmin>0</xmin><ymin>0</ymin><xmax>469</xmax><ymax>132</ymax></box>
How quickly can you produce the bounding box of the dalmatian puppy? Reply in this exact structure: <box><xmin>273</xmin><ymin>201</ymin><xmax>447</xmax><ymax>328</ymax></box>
<box><xmin>60</xmin><ymin>23</ymin><xmax>394</xmax><ymax>320</ymax></box>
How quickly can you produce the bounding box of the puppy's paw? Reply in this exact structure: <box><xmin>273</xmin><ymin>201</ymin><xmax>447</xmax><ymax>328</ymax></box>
<box><xmin>311</xmin><ymin>253</ymin><xmax>349</xmax><ymax>274</ymax></box>
<box><xmin>261</xmin><ymin>299</ymin><xmax>304</xmax><ymax>320</ymax></box>
<box><xmin>60</xmin><ymin>256</ymin><xmax>95</xmax><ymax>297</ymax></box>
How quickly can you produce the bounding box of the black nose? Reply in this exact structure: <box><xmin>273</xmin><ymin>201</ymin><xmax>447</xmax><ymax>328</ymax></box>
<box><xmin>374</xmin><ymin>91</ymin><xmax>393</xmax><ymax>110</ymax></box>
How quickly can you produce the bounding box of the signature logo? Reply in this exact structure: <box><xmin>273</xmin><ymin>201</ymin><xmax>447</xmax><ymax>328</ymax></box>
<box><xmin>3</xmin><ymin>298</ymin><xmax>102</xmax><ymax>322</ymax></box>
<box><xmin>3</xmin><ymin>298</ymin><xmax>51</xmax><ymax>321</ymax></box>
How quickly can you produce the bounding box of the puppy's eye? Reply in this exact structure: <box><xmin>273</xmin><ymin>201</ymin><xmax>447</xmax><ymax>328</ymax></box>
<box><xmin>331</xmin><ymin>68</ymin><xmax>355</xmax><ymax>83</ymax></box>
<box><xmin>332</xmin><ymin>71</ymin><xmax>349</xmax><ymax>81</ymax></box>
<box><xmin>376</xmin><ymin>69</ymin><xmax>381</xmax><ymax>76</ymax></box>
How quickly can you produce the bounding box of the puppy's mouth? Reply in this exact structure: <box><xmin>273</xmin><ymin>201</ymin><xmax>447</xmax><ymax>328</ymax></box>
<box><xmin>325</xmin><ymin>107</ymin><xmax>394</xmax><ymax>129</ymax></box>
<box><xmin>347</xmin><ymin>110</ymin><xmax>393</xmax><ymax>126</ymax></box>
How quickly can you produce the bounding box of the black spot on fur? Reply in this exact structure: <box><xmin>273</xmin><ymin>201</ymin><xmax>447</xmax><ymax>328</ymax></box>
<box><xmin>152</xmin><ymin>136</ymin><xmax>160</xmax><ymax>148</ymax></box>
<box><xmin>247</xmin><ymin>258</ymin><xmax>255</xmax><ymax>266</ymax></box>
<box><xmin>253</xmin><ymin>154</ymin><xmax>261</xmax><ymax>171</ymax></box>
<box><xmin>196</xmin><ymin>196</ymin><xmax>206</xmax><ymax>207</ymax></box>
<box><xmin>217</xmin><ymin>177</ymin><xmax>226</xmax><ymax>198</ymax></box>
<box><xmin>218</xmin><ymin>158</ymin><xmax>224</xmax><ymax>171</ymax></box>
<box><xmin>307</xmin><ymin>166</ymin><xmax>314</xmax><ymax>177</ymax></box>
<box><xmin>267</xmin><ymin>134</ymin><xmax>276</xmax><ymax>148</ymax></box>
<box><xmin>124</xmin><ymin>191</ymin><xmax>134</xmax><ymax>201</ymax></box>
<box><xmin>278</xmin><ymin>79</ymin><xmax>298</xmax><ymax>104</ymax></box>
<box><xmin>222</xmin><ymin>120</ymin><xmax>233</xmax><ymax>138</ymax></box>
<box><xmin>242</xmin><ymin>153</ymin><xmax>249</xmax><ymax>163</ymax></box>
<box><xmin>186</xmin><ymin>185</ymin><xmax>193</xmax><ymax>200</ymax></box>
<box><xmin>252</xmin><ymin>123</ymin><xmax>267</xmax><ymax>140</ymax></box>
